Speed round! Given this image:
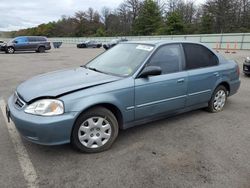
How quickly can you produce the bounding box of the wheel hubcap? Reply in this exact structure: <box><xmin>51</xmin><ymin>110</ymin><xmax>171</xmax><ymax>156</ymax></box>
<box><xmin>8</xmin><ymin>48</ymin><xmax>14</xmax><ymax>53</ymax></box>
<box><xmin>78</xmin><ymin>117</ymin><xmax>112</xmax><ymax>149</ymax></box>
<box><xmin>213</xmin><ymin>90</ymin><xmax>226</xmax><ymax>111</ymax></box>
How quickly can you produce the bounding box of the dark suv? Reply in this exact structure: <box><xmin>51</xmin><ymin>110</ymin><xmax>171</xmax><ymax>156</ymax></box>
<box><xmin>2</xmin><ymin>36</ymin><xmax>51</xmax><ymax>54</ymax></box>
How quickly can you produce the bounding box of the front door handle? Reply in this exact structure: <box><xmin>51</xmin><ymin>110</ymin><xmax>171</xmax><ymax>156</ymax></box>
<box><xmin>177</xmin><ymin>79</ymin><xmax>185</xmax><ymax>83</ymax></box>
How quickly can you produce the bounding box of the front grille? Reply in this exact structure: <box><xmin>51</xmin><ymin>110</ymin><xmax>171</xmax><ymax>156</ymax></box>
<box><xmin>14</xmin><ymin>92</ymin><xmax>25</xmax><ymax>109</ymax></box>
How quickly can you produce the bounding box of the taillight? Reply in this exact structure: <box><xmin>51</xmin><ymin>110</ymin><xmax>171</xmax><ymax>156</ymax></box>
<box><xmin>237</xmin><ymin>65</ymin><xmax>240</xmax><ymax>76</ymax></box>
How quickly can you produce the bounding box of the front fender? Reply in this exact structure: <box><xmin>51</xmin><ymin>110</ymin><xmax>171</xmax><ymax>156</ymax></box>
<box><xmin>70</xmin><ymin>94</ymin><xmax>123</xmax><ymax>113</ymax></box>
<box><xmin>60</xmin><ymin>87</ymin><xmax>135</xmax><ymax>126</ymax></box>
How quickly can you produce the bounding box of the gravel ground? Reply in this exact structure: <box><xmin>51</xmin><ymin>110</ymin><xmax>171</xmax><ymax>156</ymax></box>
<box><xmin>0</xmin><ymin>45</ymin><xmax>249</xmax><ymax>188</ymax></box>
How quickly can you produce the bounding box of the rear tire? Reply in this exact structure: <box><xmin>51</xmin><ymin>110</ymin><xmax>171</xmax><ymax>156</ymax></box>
<box><xmin>71</xmin><ymin>107</ymin><xmax>119</xmax><ymax>153</ymax></box>
<box><xmin>38</xmin><ymin>46</ymin><xmax>45</xmax><ymax>53</ymax></box>
<box><xmin>207</xmin><ymin>85</ymin><xmax>227</xmax><ymax>113</ymax></box>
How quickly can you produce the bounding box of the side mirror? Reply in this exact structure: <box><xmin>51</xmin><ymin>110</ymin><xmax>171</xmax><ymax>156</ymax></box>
<box><xmin>139</xmin><ymin>66</ymin><xmax>162</xmax><ymax>78</ymax></box>
<box><xmin>14</xmin><ymin>40</ymin><xmax>18</xmax><ymax>44</ymax></box>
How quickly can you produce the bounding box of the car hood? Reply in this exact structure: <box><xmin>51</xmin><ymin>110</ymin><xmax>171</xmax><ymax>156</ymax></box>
<box><xmin>16</xmin><ymin>67</ymin><xmax>121</xmax><ymax>102</ymax></box>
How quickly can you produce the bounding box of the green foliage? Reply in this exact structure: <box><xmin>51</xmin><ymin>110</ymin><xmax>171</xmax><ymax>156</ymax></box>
<box><xmin>95</xmin><ymin>27</ymin><xmax>106</xmax><ymax>37</ymax></box>
<box><xmin>200</xmin><ymin>14</ymin><xmax>214</xmax><ymax>34</ymax></box>
<box><xmin>166</xmin><ymin>11</ymin><xmax>184</xmax><ymax>35</ymax></box>
<box><xmin>133</xmin><ymin>0</ymin><xmax>163</xmax><ymax>35</ymax></box>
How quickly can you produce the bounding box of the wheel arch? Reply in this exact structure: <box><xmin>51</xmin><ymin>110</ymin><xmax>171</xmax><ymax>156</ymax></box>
<box><xmin>73</xmin><ymin>103</ymin><xmax>124</xmax><ymax>130</ymax></box>
<box><xmin>37</xmin><ymin>45</ymin><xmax>45</xmax><ymax>50</ymax></box>
<box><xmin>217</xmin><ymin>81</ymin><xmax>230</xmax><ymax>95</ymax></box>
<box><xmin>7</xmin><ymin>46</ymin><xmax>15</xmax><ymax>50</ymax></box>
<box><xmin>5</xmin><ymin>46</ymin><xmax>15</xmax><ymax>53</ymax></box>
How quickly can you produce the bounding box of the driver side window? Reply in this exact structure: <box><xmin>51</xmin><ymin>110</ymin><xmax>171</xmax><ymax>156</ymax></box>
<box><xmin>148</xmin><ymin>44</ymin><xmax>182</xmax><ymax>74</ymax></box>
<box><xmin>15</xmin><ymin>37</ymin><xmax>28</xmax><ymax>44</ymax></box>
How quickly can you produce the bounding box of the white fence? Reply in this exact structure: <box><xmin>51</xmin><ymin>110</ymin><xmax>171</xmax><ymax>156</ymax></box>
<box><xmin>1</xmin><ymin>33</ymin><xmax>250</xmax><ymax>49</ymax></box>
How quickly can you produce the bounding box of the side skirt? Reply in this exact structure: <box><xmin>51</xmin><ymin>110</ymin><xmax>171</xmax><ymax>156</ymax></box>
<box><xmin>122</xmin><ymin>103</ymin><xmax>208</xmax><ymax>129</ymax></box>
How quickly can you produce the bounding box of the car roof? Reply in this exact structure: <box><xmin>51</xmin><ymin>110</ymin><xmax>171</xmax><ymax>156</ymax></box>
<box><xmin>123</xmin><ymin>40</ymin><xmax>219</xmax><ymax>57</ymax></box>
<box><xmin>15</xmin><ymin>36</ymin><xmax>46</xmax><ymax>38</ymax></box>
<box><xmin>124</xmin><ymin>40</ymin><xmax>203</xmax><ymax>46</ymax></box>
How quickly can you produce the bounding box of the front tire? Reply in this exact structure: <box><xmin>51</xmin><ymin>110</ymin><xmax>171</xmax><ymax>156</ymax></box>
<box><xmin>207</xmin><ymin>85</ymin><xmax>227</xmax><ymax>113</ymax></box>
<box><xmin>71</xmin><ymin>107</ymin><xmax>119</xmax><ymax>153</ymax></box>
<box><xmin>6</xmin><ymin>47</ymin><xmax>15</xmax><ymax>54</ymax></box>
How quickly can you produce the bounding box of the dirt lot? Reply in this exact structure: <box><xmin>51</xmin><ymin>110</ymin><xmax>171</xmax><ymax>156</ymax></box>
<box><xmin>0</xmin><ymin>45</ymin><xmax>250</xmax><ymax>188</ymax></box>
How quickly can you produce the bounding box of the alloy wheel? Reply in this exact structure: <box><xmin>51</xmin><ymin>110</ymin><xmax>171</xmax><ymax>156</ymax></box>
<box><xmin>213</xmin><ymin>89</ymin><xmax>226</xmax><ymax>111</ymax></box>
<box><xmin>7</xmin><ymin>47</ymin><xmax>14</xmax><ymax>54</ymax></box>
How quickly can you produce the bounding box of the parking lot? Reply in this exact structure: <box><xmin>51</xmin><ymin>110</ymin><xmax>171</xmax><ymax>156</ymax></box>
<box><xmin>0</xmin><ymin>45</ymin><xmax>250</xmax><ymax>188</ymax></box>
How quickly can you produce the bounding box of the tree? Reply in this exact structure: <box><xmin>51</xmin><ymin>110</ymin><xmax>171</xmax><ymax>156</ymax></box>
<box><xmin>124</xmin><ymin>0</ymin><xmax>142</xmax><ymax>21</ymax></box>
<box><xmin>74</xmin><ymin>11</ymin><xmax>88</xmax><ymax>36</ymax></box>
<box><xmin>201</xmin><ymin>0</ymin><xmax>237</xmax><ymax>33</ymax></box>
<box><xmin>95</xmin><ymin>27</ymin><xmax>106</xmax><ymax>36</ymax></box>
<box><xmin>106</xmin><ymin>13</ymin><xmax>122</xmax><ymax>35</ymax></box>
<box><xmin>117</xmin><ymin>3</ymin><xmax>132</xmax><ymax>34</ymax></box>
<box><xmin>200</xmin><ymin>13</ymin><xmax>214</xmax><ymax>34</ymax></box>
<box><xmin>133</xmin><ymin>0</ymin><xmax>163</xmax><ymax>35</ymax></box>
<box><xmin>166</xmin><ymin>11</ymin><xmax>184</xmax><ymax>34</ymax></box>
<box><xmin>8</xmin><ymin>0</ymin><xmax>250</xmax><ymax>37</ymax></box>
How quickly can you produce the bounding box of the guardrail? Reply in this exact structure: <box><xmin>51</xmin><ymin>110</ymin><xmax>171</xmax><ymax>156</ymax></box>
<box><xmin>1</xmin><ymin>33</ymin><xmax>250</xmax><ymax>50</ymax></box>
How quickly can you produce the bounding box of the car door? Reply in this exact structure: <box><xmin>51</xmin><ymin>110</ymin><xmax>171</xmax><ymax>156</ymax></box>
<box><xmin>14</xmin><ymin>37</ymin><xmax>29</xmax><ymax>51</ymax></box>
<box><xmin>134</xmin><ymin>44</ymin><xmax>188</xmax><ymax>120</ymax></box>
<box><xmin>182</xmin><ymin>43</ymin><xmax>220</xmax><ymax>106</ymax></box>
<box><xmin>88</xmin><ymin>41</ymin><xmax>94</xmax><ymax>48</ymax></box>
<box><xmin>27</xmin><ymin>37</ymin><xmax>39</xmax><ymax>50</ymax></box>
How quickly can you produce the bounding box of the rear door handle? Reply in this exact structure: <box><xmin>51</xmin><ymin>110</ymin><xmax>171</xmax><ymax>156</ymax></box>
<box><xmin>177</xmin><ymin>79</ymin><xmax>185</xmax><ymax>83</ymax></box>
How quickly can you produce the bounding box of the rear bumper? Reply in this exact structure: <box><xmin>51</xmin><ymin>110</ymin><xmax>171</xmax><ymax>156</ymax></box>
<box><xmin>229</xmin><ymin>79</ymin><xmax>241</xmax><ymax>96</ymax></box>
<box><xmin>7</xmin><ymin>95</ymin><xmax>77</xmax><ymax>145</ymax></box>
<box><xmin>45</xmin><ymin>46</ymin><xmax>51</xmax><ymax>50</ymax></box>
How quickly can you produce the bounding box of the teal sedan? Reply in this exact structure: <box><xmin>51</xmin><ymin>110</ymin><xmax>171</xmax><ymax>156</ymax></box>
<box><xmin>7</xmin><ymin>41</ymin><xmax>240</xmax><ymax>153</ymax></box>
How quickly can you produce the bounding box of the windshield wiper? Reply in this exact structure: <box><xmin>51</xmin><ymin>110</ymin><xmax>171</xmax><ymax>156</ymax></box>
<box><xmin>84</xmin><ymin>66</ymin><xmax>105</xmax><ymax>74</ymax></box>
<box><xmin>82</xmin><ymin>65</ymin><xmax>122</xmax><ymax>77</ymax></box>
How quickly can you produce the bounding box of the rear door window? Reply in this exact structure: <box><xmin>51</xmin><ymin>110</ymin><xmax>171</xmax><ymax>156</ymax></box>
<box><xmin>28</xmin><ymin>37</ymin><xmax>36</xmax><ymax>42</ymax></box>
<box><xmin>28</xmin><ymin>37</ymin><xmax>46</xmax><ymax>42</ymax></box>
<box><xmin>182</xmin><ymin>43</ymin><xmax>218</xmax><ymax>70</ymax></box>
<box><xmin>36</xmin><ymin>37</ymin><xmax>46</xmax><ymax>42</ymax></box>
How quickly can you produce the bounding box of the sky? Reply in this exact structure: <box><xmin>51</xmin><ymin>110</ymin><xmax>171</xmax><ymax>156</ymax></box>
<box><xmin>0</xmin><ymin>0</ymin><xmax>205</xmax><ymax>31</ymax></box>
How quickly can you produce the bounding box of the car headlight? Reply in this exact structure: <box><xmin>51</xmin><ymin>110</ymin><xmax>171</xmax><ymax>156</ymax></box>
<box><xmin>24</xmin><ymin>99</ymin><xmax>64</xmax><ymax>116</ymax></box>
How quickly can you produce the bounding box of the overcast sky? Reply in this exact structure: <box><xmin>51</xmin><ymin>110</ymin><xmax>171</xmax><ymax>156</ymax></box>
<box><xmin>0</xmin><ymin>0</ymin><xmax>205</xmax><ymax>31</ymax></box>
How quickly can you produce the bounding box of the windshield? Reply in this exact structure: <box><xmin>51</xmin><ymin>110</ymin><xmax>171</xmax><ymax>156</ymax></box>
<box><xmin>85</xmin><ymin>43</ymin><xmax>154</xmax><ymax>76</ymax></box>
